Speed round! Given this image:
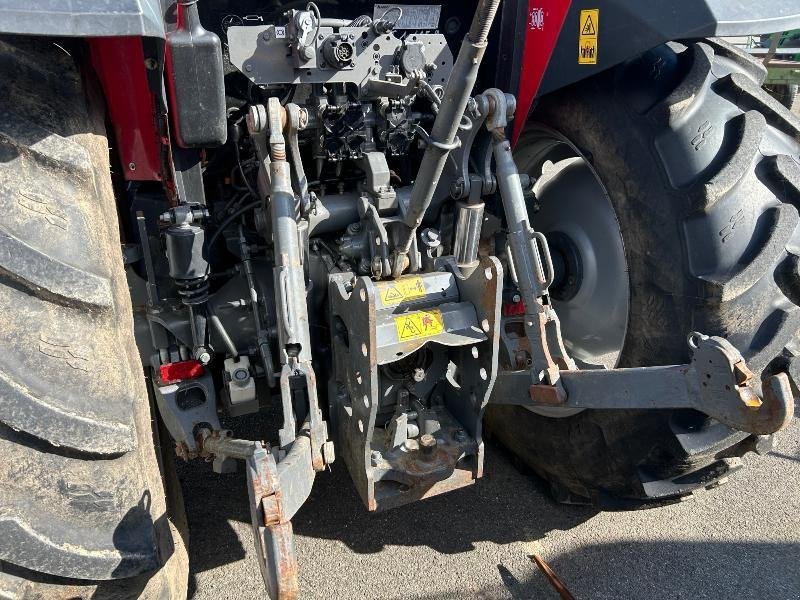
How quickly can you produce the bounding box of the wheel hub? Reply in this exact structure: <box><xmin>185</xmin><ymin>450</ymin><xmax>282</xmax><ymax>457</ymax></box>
<box><xmin>516</xmin><ymin>132</ymin><xmax>630</xmax><ymax>370</ymax></box>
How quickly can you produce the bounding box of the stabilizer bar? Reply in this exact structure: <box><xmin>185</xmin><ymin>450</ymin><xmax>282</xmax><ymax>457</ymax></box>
<box><xmin>491</xmin><ymin>333</ymin><xmax>794</xmax><ymax>435</ymax></box>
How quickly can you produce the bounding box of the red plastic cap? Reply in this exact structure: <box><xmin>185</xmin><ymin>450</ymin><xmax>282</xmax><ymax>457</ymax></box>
<box><xmin>502</xmin><ymin>301</ymin><xmax>526</xmax><ymax>317</ymax></box>
<box><xmin>159</xmin><ymin>360</ymin><xmax>204</xmax><ymax>384</ymax></box>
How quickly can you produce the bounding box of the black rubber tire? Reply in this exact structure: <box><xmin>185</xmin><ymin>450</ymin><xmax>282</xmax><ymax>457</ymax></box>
<box><xmin>486</xmin><ymin>38</ymin><xmax>800</xmax><ymax>507</ymax></box>
<box><xmin>0</xmin><ymin>37</ymin><xmax>188</xmax><ymax>597</ymax></box>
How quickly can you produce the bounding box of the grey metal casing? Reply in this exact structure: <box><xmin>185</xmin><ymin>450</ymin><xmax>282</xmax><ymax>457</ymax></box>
<box><xmin>228</xmin><ymin>25</ymin><xmax>453</xmax><ymax>94</ymax></box>
<box><xmin>0</xmin><ymin>0</ymin><xmax>165</xmax><ymax>38</ymax></box>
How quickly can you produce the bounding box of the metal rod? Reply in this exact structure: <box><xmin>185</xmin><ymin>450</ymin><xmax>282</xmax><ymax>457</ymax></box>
<box><xmin>238</xmin><ymin>226</ymin><xmax>277</xmax><ymax>385</ymax></box>
<box><xmin>209</xmin><ymin>308</ymin><xmax>239</xmax><ymax>358</ymax></box>
<box><xmin>492</xmin><ymin>136</ymin><xmax>550</xmax><ymax>310</ymax></box>
<box><xmin>529</xmin><ymin>554</ymin><xmax>575</xmax><ymax>600</ymax></box>
<box><xmin>392</xmin><ymin>0</ymin><xmax>501</xmax><ymax>274</ymax></box>
<box><xmin>136</xmin><ymin>212</ymin><xmax>159</xmax><ymax>306</ymax></box>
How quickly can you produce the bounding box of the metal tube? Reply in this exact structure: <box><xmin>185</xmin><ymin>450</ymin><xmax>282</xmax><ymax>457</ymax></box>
<box><xmin>453</xmin><ymin>201</ymin><xmax>484</xmax><ymax>271</ymax></box>
<box><xmin>209</xmin><ymin>309</ymin><xmax>238</xmax><ymax>358</ymax></box>
<box><xmin>492</xmin><ymin>137</ymin><xmax>549</xmax><ymax>309</ymax></box>
<box><xmin>395</xmin><ymin>0</ymin><xmax>501</xmax><ymax>262</ymax></box>
<box><xmin>270</xmin><ymin>160</ymin><xmax>312</xmax><ymax>359</ymax></box>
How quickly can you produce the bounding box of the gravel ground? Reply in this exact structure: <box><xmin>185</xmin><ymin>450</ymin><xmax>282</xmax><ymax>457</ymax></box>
<box><xmin>180</xmin><ymin>418</ymin><xmax>800</xmax><ymax>600</ymax></box>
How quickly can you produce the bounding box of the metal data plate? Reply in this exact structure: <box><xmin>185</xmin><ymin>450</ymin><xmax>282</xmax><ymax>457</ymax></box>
<box><xmin>373</xmin><ymin>4</ymin><xmax>442</xmax><ymax>29</ymax></box>
<box><xmin>227</xmin><ymin>25</ymin><xmax>453</xmax><ymax>90</ymax></box>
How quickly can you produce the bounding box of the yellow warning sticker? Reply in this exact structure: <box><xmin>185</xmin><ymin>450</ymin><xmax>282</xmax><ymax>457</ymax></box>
<box><xmin>377</xmin><ymin>276</ymin><xmax>426</xmax><ymax>306</ymax></box>
<box><xmin>578</xmin><ymin>9</ymin><xmax>599</xmax><ymax>65</ymax></box>
<box><xmin>395</xmin><ymin>309</ymin><xmax>445</xmax><ymax>342</ymax></box>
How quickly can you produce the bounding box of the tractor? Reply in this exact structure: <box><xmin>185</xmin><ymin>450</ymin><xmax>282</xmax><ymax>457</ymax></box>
<box><xmin>1</xmin><ymin>1</ymin><xmax>799</xmax><ymax>598</ymax></box>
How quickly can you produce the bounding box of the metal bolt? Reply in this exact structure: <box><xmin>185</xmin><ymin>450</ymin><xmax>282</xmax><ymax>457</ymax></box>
<box><xmin>128</xmin><ymin>162</ymin><xmax>136</xmax><ymax>171</ymax></box>
<box><xmin>370</xmin><ymin>449</ymin><xmax>382</xmax><ymax>465</ymax></box>
<box><xmin>412</xmin><ymin>368</ymin><xmax>425</xmax><ymax>383</ymax></box>
<box><xmin>144</xmin><ymin>58</ymin><xmax>158</xmax><ymax>70</ymax></box>
<box><xmin>512</xmin><ymin>293</ymin><xmax>521</xmax><ymax>303</ymax></box>
<box><xmin>195</xmin><ymin>348</ymin><xmax>212</xmax><ymax>365</ymax></box>
<box><xmin>262</xmin><ymin>30</ymin><xmax>271</xmax><ymax>40</ymax></box>
<box><xmin>245</xmin><ymin>64</ymin><xmax>253</xmax><ymax>72</ymax></box>
<box><xmin>371</xmin><ymin>256</ymin><xmax>383</xmax><ymax>277</ymax></box>
<box><xmin>453</xmin><ymin>429</ymin><xmax>467</xmax><ymax>443</ymax></box>
<box><xmin>423</xmin><ymin>229</ymin><xmax>439</xmax><ymax>243</ymax></box>
<box><xmin>323</xmin><ymin>440</ymin><xmax>336</xmax><ymax>464</ymax></box>
<box><xmin>419</xmin><ymin>434</ymin><xmax>436</xmax><ymax>455</ymax></box>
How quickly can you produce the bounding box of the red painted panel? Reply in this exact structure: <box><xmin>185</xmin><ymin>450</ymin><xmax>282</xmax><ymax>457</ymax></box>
<box><xmin>512</xmin><ymin>0</ymin><xmax>571</xmax><ymax>146</ymax></box>
<box><xmin>87</xmin><ymin>37</ymin><xmax>163</xmax><ymax>181</ymax></box>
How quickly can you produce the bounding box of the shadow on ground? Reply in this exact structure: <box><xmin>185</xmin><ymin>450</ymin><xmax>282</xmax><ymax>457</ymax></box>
<box><xmin>385</xmin><ymin>540</ymin><xmax>800</xmax><ymax>600</ymax></box>
<box><xmin>179</xmin><ymin>414</ymin><xmax>800</xmax><ymax>600</ymax></box>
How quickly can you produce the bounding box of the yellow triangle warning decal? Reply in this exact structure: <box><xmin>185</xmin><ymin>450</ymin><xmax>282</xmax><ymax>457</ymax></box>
<box><xmin>395</xmin><ymin>309</ymin><xmax>444</xmax><ymax>341</ymax></box>
<box><xmin>377</xmin><ymin>276</ymin><xmax>427</xmax><ymax>305</ymax></box>
<box><xmin>383</xmin><ymin>286</ymin><xmax>404</xmax><ymax>303</ymax></box>
<box><xmin>581</xmin><ymin>14</ymin><xmax>596</xmax><ymax>36</ymax></box>
<box><xmin>400</xmin><ymin>318</ymin><xmax>422</xmax><ymax>339</ymax></box>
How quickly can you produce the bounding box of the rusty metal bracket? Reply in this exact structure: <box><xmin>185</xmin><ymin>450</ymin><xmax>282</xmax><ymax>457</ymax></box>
<box><xmin>328</xmin><ymin>255</ymin><xmax>502</xmax><ymax>511</ymax></box>
<box><xmin>492</xmin><ymin>332</ymin><xmax>794</xmax><ymax>435</ymax></box>
<box><xmin>198</xmin><ymin>427</ymin><xmax>318</xmax><ymax>600</ymax></box>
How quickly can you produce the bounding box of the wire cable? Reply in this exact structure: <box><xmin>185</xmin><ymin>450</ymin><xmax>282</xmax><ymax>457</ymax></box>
<box><xmin>205</xmin><ymin>200</ymin><xmax>262</xmax><ymax>258</ymax></box>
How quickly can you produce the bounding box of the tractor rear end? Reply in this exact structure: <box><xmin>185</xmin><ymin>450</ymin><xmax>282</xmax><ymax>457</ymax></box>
<box><xmin>1</xmin><ymin>1</ymin><xmax>799</xmax><ymax>598</ymax></box>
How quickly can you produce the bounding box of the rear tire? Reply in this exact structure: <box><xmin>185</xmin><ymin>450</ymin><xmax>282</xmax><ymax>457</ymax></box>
<box><xmin>486</xmin><ymin>38</ymin><xmax>800</xmax><ymax>506</ymax></box>
<box><xmin>0</xmin><ymin>37</ymin><xmax>188</xmax><ymax>596</ymax></box>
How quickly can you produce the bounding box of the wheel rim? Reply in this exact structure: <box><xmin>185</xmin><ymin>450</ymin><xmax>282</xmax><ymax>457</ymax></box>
<box><xmin>515</xmin><ymin>126</ymin><xmax>630</xmax><ymax>369</ymax></box>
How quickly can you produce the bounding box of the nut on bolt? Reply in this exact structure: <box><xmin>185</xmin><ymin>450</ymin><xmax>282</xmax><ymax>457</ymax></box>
<box><xmin>371</xmin><ymin>255</ymin><xmax>383</xmax><ymax>277</ymax></box>
<box><xmin>195</xmin><ymin>347</ymin><xmax>212</xmax><ymax>365</ymax></box>
<box><xmin>419</xmin><ymin>433</ymin><xmax>436</xmax><ymax>455</ymax></box>
<box><xmin>246</xmin><ymin>104</ymin><xmax>268</xmax><ymax>134</ymax></box>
